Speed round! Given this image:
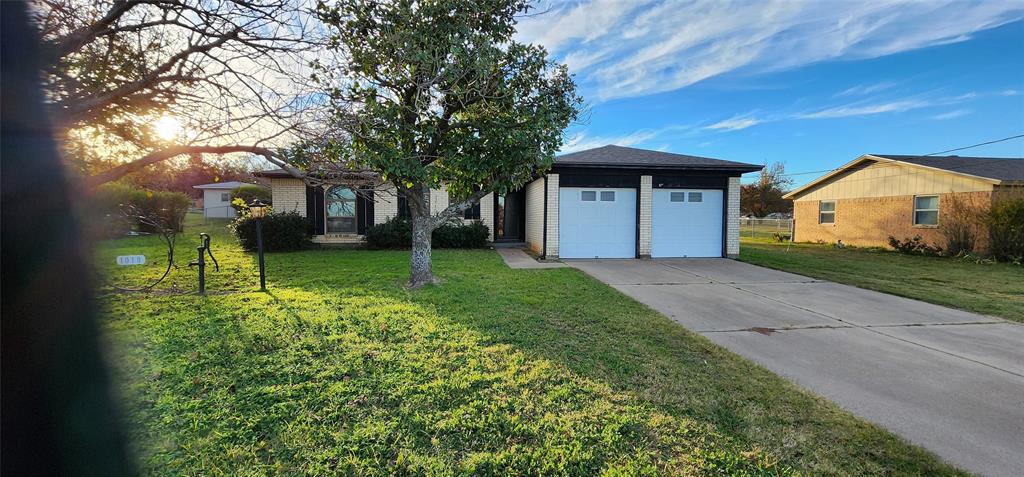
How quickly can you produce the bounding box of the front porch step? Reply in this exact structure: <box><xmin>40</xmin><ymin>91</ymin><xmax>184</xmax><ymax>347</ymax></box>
<box><xmin>491</xmin><ymin>241</ymin><xmax>527</xmax><ymax>249</ymax></box>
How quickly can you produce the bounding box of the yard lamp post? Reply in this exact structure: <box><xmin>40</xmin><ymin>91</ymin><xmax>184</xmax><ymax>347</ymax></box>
<box><xmin>249</xmin><ymin>199</ymin><xmax>269</xmax><ymax>291</ymax></box>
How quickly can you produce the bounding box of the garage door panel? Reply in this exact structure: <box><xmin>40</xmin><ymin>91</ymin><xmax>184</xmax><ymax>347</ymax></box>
<box><xmin>652</xmin><ymin>189</ymin><xmax>723</xmax><ymax>258</ymax></box>
<box><xmin>559</xmin><ymin>188</ymin><xmax>636</xmax><ymax>259</ymax></box>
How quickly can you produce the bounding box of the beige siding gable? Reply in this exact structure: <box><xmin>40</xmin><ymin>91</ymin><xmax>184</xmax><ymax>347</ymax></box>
<box><xmin>795</xmin><ymin>160</ymin><xmax>994</xmax><ymax>201</ymax></box>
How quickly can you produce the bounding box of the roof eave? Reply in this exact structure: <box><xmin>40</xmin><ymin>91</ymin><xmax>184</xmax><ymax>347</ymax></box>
<box><xmin>553</xmin><ymin>162</ymin><xmax>762</xmax><ymax>173</ymax></box>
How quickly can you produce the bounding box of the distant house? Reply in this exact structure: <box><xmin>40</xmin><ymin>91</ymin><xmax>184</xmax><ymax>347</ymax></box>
<box><xmin>784</xmin><ymin>154</ymin><xmax>1023</xmax><ymax>247</ymax></box>
<box><xmin>192</xmin><ymin>181</ymin><xmax>251</xmax><ymax>218</ymax></box>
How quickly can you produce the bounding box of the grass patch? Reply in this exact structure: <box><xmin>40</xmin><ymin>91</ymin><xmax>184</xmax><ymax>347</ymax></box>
<box><xmin>98</xmin><ymin>216</ymin><xmax>965</xmax><ymax>475</ymax></box>
<box><xmin>739</xmin><ymin>238</ymin><xmax>1024</xmax><ymax>322</ymax></box>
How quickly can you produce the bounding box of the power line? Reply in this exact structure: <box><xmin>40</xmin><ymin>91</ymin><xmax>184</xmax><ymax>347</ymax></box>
<box><xmin>923</xmin><ymin>133</ymin><xmax>1024</xmax><ymax>156</ymax></box>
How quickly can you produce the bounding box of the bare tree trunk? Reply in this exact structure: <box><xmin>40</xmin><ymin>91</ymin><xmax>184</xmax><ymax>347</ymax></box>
<box><xmin>408</xmin><ymin>186</ymin><xmax>436</xmax><ymax>288</ymax></box>
<box><xmin>409</xmin><ymin>215</ymin><xmax>435</xmax><ymax>288</ymax></box>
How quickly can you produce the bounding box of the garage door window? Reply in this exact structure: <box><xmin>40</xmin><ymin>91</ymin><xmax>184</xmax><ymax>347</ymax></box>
<box><xmin>581</xmin><ymin>191</ymin><xmax>596</xmax><ymax>201</ymax></box>
<box><xmin>688</xmin><ymin>192</ymin><xmax>703</xmax><ymax>202</ymax></box>
<box><xmin>600</xmin><ymin>191</ymin><xmax>615</xmax><ymax>201</ymax></box>
<box><xmin>670</xmin><ymin>192</ymin><xmax>685</xmax><ymax>202</ymax></box>
<box><xmin>819</xmin><ymin>200</ymin><xmax>835</xmax><ymax>224</ymax></box>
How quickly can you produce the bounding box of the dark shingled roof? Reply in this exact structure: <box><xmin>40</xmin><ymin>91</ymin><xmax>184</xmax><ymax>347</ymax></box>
<box><xmin>556</xmin><ymin>145</ymin><xmax>761</xmax><ymax>172</ymax></box>
<box><xmin>870</xmin><ymin>154</ymin><xmax>1024</xmax><ymax>182</ymax></box>
<box><xmin>253</xmin><ymin>169</ymin><xmax>295</xmax><ymax>178</ymax></box>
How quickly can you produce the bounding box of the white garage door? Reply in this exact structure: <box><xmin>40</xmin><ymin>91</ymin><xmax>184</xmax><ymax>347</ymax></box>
<box><xmin>652</xmin><ymin>189</ymin><xmax>723</xmax><ymax>258</ymax></box>
<box><xmin>559</xmin><ymin>187</ymin><xmax>636</xmax><ymax>259</ymax></box>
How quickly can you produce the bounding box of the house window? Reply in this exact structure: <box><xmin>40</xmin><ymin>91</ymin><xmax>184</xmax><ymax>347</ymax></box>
<box><xmin>221</xmin><ymin>192</ymin><xmax>230</xmax><ymax>202</ymax></box>
<box><xmin>326</xmin><ymin>186</ymin><xmax>357</xmax><ymax>233</ymax></box>
<box><xmin>688</xmin><ymin>192</ymin><xmax>703</xmax><ymax>203</ymax></box>
<box><xmin>448</xmin><ymin>191</ymin><xmax>481</xmax><ymax>220</ymax></box>
<box><xmin>581</xmin><ymin>191</ymin><xmax>597</xmax><ymax>201</ymax></box>
<box><xmin>600</xmin><ymin>191</ymin><xmax>615</xmax><ymax>201</ymax></box>
<box><xmin>819</xmin><ymin>200</ymin><xmax>835</xmax><ymax>224</ymax></box>
<box><xmin>670</xmin><ymin>192</ymin><xmax>685</xmax><ymax>202</ymax></box>
<box><xmin>914</xmin><ymin>195</ymin><xmax>939</xmax><ymax>226</ymax></box>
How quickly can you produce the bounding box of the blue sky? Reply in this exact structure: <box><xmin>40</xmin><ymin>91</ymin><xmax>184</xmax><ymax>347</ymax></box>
<box><xmin>515</xmin><ymin>1</ymin><xmax>1024</xmax><ymax>186</ymax></box>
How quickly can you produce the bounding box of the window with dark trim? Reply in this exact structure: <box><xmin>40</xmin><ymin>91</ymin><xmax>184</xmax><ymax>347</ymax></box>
<box><xmin>913</xmin><ymin>195</ymin><xmax>939</xmax><ymax>226</ymax></box>
<box><xmin>819</xmin><ymin>200</ymin><xmax>835</xmax><ymax>224</ymax></box>
<box><xmin>220</xmin><ymin>192</ymin><xmax>230</xmax><ymax>202</ymax></box>
<box><xmin>688</xmin><ymin>192</ymin><xmax>703</xmax><ymax>203</ymax></box>
<box><xmin>326</xmin><ymin>186</ymin><xmax>357</xmax><ymax>233</ymax></box>
<box><xmin>600</xmin><ymin>191</ymin><xmax>615</xmax><ymax>201</ymax></box>
<box><xmin>670</xmin><ymin>192</ymin><xmax>685</xmax><ymax>202</ymax></box>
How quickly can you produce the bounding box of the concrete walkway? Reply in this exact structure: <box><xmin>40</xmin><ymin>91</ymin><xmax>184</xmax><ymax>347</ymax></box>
<box><xmin>495</xmin><ymin>248</ymin><xmax>566</xmax><ymax>269</ymax></box>
<box><xmin>568</xmin><ymin>258</ymin><xmax>1024</xmax><ymax>477</ymax></box>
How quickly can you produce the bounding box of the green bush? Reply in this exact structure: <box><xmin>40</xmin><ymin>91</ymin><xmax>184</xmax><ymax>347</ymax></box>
<box><xmin>365</xmin><ymin>216</ymin><xmax>413</xmax><ymax>249</ymax></box>
<box><xmin>365</xmin><ymin>217</ymin><xmax>489</xmax><ymax>249</ymax></box>
<box><xmin>987</xmin><ymin>193</ymin><xmax>1024</xmax><ymax>262</ymax></box>
<box><xmin>433</xmin><ymin>220</ymin><xmax>490</xmax><ymax>248</ymax></box>
<box><xmin>231</xmin><ymin>211</ymin><xmax>311</xmax><ymax>252</ymax></box>
<box><xmin>229</xmin><ymin>184</ymin><xmax>271</xmax><ymax>212</ymax></box>
<box><xmin>93</xmin><ymin>183</ymin><xmax>191</xmax><ymax>235</ymax></box>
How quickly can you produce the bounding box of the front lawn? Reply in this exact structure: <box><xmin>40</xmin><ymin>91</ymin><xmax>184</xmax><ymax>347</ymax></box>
<box><xmin>739</xmin><ymin>238</ymin><xmax>1024</xmax><ymax>322</ymax></box>
<box><xmin>98</xmin><ymin>218</ymin><xmax>964</xmax><ymax>475</ymax></box>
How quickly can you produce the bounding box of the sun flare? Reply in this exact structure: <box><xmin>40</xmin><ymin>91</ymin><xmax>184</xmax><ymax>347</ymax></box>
<box><xmin>154</xmin><ymin>115</ymin><xmax>183</xmax><ymax>141</ymax></box>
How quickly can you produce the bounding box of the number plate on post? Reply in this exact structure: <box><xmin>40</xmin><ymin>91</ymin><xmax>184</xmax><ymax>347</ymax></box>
<box><xmin>116</xmin><ymin>255</ymin><xmax>146</xmax><ymax>266</ymax></box>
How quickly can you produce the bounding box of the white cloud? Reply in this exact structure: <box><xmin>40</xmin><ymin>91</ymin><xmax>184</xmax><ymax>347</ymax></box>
<box><xmin>706</xmin><ymin>115</ymin><xmax>763</xmax><ymax>131</ymax></box>
<box><xmin>1002</xmin><ymin>89</ymin><xmax>1022</xmax><ymax>96</ymax></box>
<box><xmin>930</xmin><ymin>109</ymin><xmax>971</xmax><ymax>120</ymax></box>
<box><xmin>795</xmin><ymin>99</ymin><xmax>932</xmax><ymax>119</ymax></box>
<box><xmin>560</xmin><ymin>122</ymin><xmax>692</xmax><ymax>152</ymax></box>
<box><xmin>516</xmin><ymin>1</ymin><xmax>1024</xmax><ymax>101</ymax></box>
<box><xmin>835</xmin><ymin>81</ymin><xmax>899</xmax><ymax>97</ymax></box>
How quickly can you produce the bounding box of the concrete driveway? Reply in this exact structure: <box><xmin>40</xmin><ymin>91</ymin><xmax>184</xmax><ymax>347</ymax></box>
<box><xmin>567</xmin><ymin>258</ymin><xmax>1024</xmax><ymax>477</ymax></box>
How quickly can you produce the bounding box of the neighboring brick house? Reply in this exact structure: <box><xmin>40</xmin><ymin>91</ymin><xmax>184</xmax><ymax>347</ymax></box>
<box><xmin>257</xmin><ymin>145</ymin><xmax>761</xmax><ymax>258</ymax></box>
<box><xmin>784</xmin><ymin>154</ymin><xmax>1024</xmax><ymax>248</ymax></box>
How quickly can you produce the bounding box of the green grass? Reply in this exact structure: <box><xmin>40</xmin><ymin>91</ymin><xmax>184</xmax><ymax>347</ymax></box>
<box><xmin>739</xmin><ymin>237</ymin><xmax>1024</xmax><ymax>322</ymax></box>
<box><xmin>97</xmin><ymin>214</ymin><xmax>965</xmax><ymax>475</ymax></box>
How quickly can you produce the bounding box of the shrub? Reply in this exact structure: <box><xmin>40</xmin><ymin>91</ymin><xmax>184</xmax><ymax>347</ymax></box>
<box><xmin>93</xmin><ymin>183</ymin><xmax>191</xmax><ymax>234</ymax></box>
<box><xmin>987</xmin><ymin>191</ymin><xmax>1024</xmax><ymax>262</ymax></box>
<box><xmin>939</xmin><ymin>194</ymin><xmax>985</xmax><ymax>256</ymax></box>
<box><xmin>231</xmin><ymin>211</ymin><xmax>311</xmax><ymax>252</ymax></box>
<box><xmin>365</xmin><ymin>216</ymin><xmax>490</xmax><ymax>249</ymax></box>
<box><xmin>230</xmin><ymin>184</ymin><xmax>271</xmax><ymax>212</ymax></box>
<box><xmin>433</xmin><ymin>220</ymin><xmax>490</xmax><ymax>248</ymax></box>
<box><xmin>771</xmin><ymin>232</ymin><xmax>790</xmax><ymax>243</ymax></box>
<box><xmin>888</xmin><ymin>235</ymin><xmax>942</xmax><ymax>256</ymax></box>
<box><xmin>365</xmin><ymin>216</ymin><xmax>413</xmax><ymax>249</ymax></box>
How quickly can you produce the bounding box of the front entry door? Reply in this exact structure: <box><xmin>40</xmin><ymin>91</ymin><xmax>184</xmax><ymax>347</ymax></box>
<box><xmin>495</xmin><ymin>190</ymin><xmax>526</xmax><ymax>242</ymax></box>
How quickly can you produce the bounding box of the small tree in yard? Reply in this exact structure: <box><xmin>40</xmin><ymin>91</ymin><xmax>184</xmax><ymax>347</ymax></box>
<box><xmin>741</xmin><ymin>162</ymin><xmax>793</xmax><ymax>217</ymax></box>
<box><xmin>311</xmin><ymin>0</ymin><xmax>581</xmax><ymax>287</ymax></box>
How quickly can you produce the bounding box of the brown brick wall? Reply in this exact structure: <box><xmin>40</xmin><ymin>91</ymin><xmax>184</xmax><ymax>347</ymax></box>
<box><xmin>793</xmin><ymin>191</ymin><xmax>992</xmax><ymax>249</ymax></box>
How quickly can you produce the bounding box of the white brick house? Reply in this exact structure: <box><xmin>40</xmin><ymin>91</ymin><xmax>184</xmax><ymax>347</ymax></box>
<box><xmin>258</xmin><ymin>145</ymin><xmax>760</xmax><ymax>257</ymax></box>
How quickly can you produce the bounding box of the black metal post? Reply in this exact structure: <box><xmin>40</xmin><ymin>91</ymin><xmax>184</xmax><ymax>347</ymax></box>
<box><xmin>256</xmin><ymin>216</ymin><xmax>266</xmax><ymax>290</ymax></box>
<box><xmin>196</xmin><ymin>242</ymin><xmax>206</xmax><ymax>294</ymax></box>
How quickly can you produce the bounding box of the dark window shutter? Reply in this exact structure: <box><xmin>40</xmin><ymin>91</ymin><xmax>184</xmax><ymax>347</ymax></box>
<box><xmin>397</xmin><ymin>195</ymin><xmax>411</xmax><ymax>219</ymax></box>
<box><xmin>305</xmin><ymin>186</ymin><xmax>318</xmax><ymax>235</ymax></box>
<box><xmin>356</xmin><ymin>189</ymin><xmax>374</xmax><ymax>235</ymax></box>
<box><xmin>312</xmin><ymin>187</ymin><xmax>326</xmax><ymax>234</ymax></box>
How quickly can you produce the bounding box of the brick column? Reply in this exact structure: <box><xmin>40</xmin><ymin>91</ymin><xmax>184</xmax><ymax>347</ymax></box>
<box><xmin>639</xmin><ymin>175</ymin><xmax>652</xmax><ymax>258</ymax></box>
<box><xmin>727</xmin><ymin>176</ymin><xmax>740</xmax><ymax>257</ymax></box>
<box><xmin>545</xmin><ymin>174</ymin><xmax>559</xmax><ymax>258</ymax></box>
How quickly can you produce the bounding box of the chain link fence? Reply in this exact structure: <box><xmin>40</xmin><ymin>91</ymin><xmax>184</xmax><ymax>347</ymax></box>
<box><xmin>740</xmin><ymin>217</ymin><xmax>794</xmax><ymax>241</ymax></box>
